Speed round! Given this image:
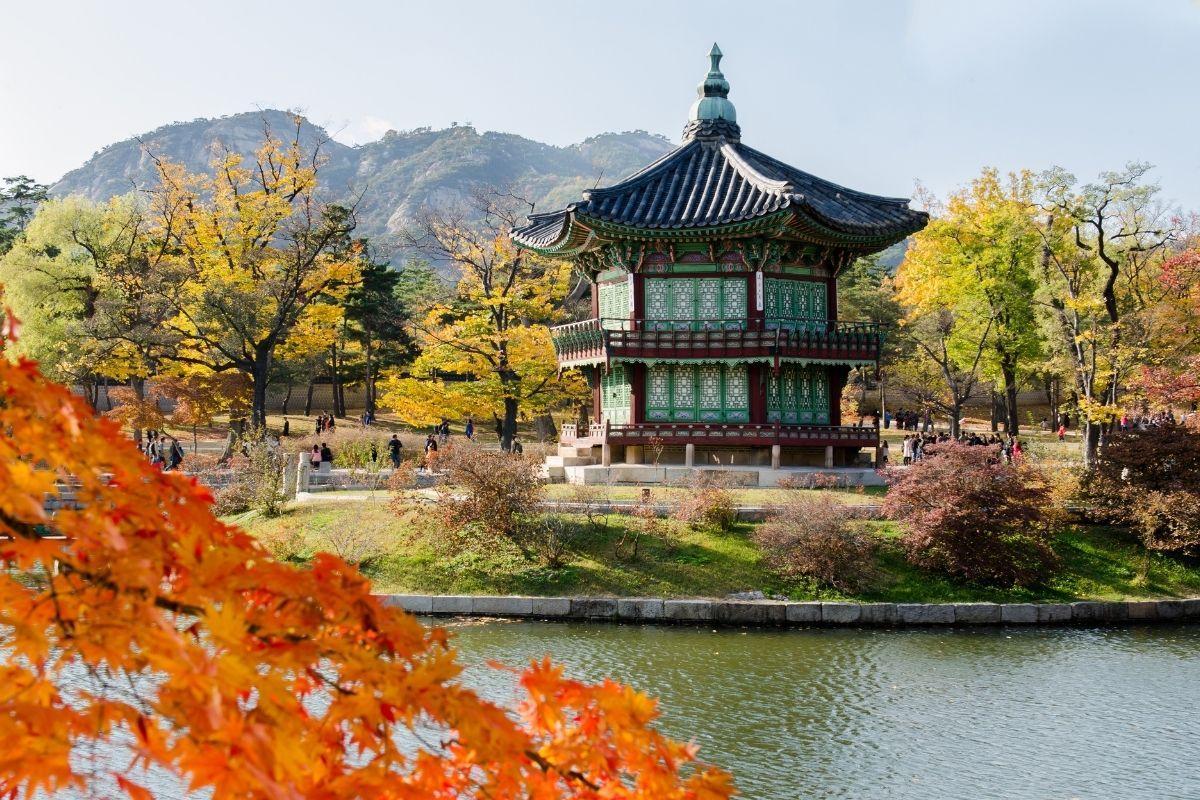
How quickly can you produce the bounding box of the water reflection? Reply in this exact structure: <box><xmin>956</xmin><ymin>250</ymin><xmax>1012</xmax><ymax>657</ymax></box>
<box><xmin>439</xmin><ymin>620</ymin><xmax>1200</xmax><ymax>800</ymax></box>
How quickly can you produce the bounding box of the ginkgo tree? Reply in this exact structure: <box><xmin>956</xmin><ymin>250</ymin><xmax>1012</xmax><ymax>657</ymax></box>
<box><xmin>0</xmin><ymin>310</ymin><xmax>734</xmax><ymax>799</ymax></box>
<box><xmin>148</xmin><ymin>116</ymin><xmax>361</xmax><ymax>428</ymax></box>
<box><xmin>380</xmin><ymin>190</ymin><xmax>587</xmax><ymax>447</ymax></box>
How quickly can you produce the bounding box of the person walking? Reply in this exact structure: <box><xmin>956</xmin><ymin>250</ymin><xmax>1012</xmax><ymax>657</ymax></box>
<box><xmin>310</xmin><ymin>445</ymin><xmax>321</xmax><ymax>471</ymax></box>
<box><xmin>319</xmin><ymin>442</ymin><xmax>334</xmax><ymax>473</ymax></box>
<box><xmin>164</xmin><ymin>436</ymin><xmax>185</xmax><ymax>472</ymax></box>
<box><xmin>388</xmin><ymin>434</ymin><xmax>403</xmax><ymax>468</ymax></box>
<box><xmin>464</xmin><ymin>417</ymin><xmax>475</xmax><ymax>442</ymax></box>
<box><xmin>423</xmin><ymin>434</ymin><xmax>439</xmax><ymax>473</ymax></box>
<box><xmin>282</xmin><ymin>419</ymin><xmax>289</xmax><ymax>437</ymax></box>
<box><xmin>879</xmin><ymin>439</ymin><xmax>890</xmax><ymax>466</ymax></box>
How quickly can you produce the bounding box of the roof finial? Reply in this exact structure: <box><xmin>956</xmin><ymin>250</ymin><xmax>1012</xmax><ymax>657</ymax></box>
<box><xmin>684</xmin><ymin>43</ymin><xmax>740</xmax><ymax>142</ymax></box>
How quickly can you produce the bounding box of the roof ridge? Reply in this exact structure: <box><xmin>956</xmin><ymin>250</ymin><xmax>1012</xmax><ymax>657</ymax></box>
<box><xmin>719</xmin><ymin>142</ymin><xmax>794</xmax><ymax>196</ymax></box>
<box><xmin>735</xmin><ymin>143</ymin><xmax>913</xmax><ymax>206</ymax></box>
<box><xmin>585</xmin><ymin>140</ymin><xmax>700</xmax><ymax>199</ymax></box>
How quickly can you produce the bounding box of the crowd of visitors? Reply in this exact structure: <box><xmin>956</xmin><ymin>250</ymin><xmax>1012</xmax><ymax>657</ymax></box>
<box><xmin>140</xmin><ymin>430</ymin><xmax>185</xmax><ymax>471</ymax></box>
<box><xmin>882</xmin><ymin>431</ymin><xmax>1025</xmax><ymax>467</ymax></box>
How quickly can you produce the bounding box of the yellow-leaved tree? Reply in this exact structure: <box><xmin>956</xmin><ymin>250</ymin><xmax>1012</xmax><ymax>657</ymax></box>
<box><xmin>148</xmin><ymin>116</ymin><xmax>360</xmax><ymax>427</ymax></box>
<box><xmin>380</xmin><ymin>190</ymin><xmax>586</xmax><ymax>447</ymax></box>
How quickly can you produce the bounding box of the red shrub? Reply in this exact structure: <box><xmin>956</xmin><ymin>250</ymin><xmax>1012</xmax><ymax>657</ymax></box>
<box><xmin>882</xmin><ymin>442</ymin><xmax>1059</xmax><ymax>587</ymax></box>
<box><xmin>754</xmin><ymin>494</ymin><xmax>876</xmax><ymax>592</ymax></box>
<box><xmin>1082</xmin><ymin>425</ymin><xmax>1200</xmax><ymax>555</ymax></box>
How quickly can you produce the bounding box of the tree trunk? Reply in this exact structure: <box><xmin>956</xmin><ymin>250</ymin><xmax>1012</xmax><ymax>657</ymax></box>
<box><xmin>364</xmin><ymin>336</ymin><xmax>376</xmax><ymax>417</ymax></box>
<box><xmin>502</xmin><ymin>396</ymin><xmax>518</xmax><ymax>452</ymax></box>
<box><xmin>1082</xmin><ymin>419</ymin><xmax>1101</xmax><ymax>468</ymax></box>
<box><xmin>533</xmin><ymin>414</ymin><xmax>557</xmax><ymax>442</ymax></box>
<box><xmin>131</xmin><ymin>376</ymin><xmax>146</xmax><ymax>445</ymax></box>
<box><xmin>990</xmin><ymin>391</ymin><xmax>1000</xmax><ymax>433</ymax></box>
<box><xmin>304</xmin><ymin>378</ymin><xmax>315</xmax><ymax>417</ymax></box>
<box><xmin>950</xmin><ymin>401</ymin><xmax>963</xmax><ymax>438</ymax></box>
<box><xmin>251</xmin><ymin>349</ymin><xmax>272</xmax><ymax>429</ymax></box>
<box><xmin>1001</xmin><ymin>361</ymin><xmax>1020</xmax><ymax>435</ymax></box>
<box><xmin>281</xmin><ymin>382</ymin><xmax>293</xmax><ymax>416</ymax></box>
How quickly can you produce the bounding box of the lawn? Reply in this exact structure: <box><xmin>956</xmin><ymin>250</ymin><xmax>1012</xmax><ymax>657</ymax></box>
<box><xmin>231</xmin><ymin>498</ymin><xmax>1200</xmax><ymax>603</ymax></box>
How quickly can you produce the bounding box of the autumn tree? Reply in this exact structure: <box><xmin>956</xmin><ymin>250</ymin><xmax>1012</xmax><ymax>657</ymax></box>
<box><xmin>148</xmin><ymin>116</ymin><xmax>360</xmax><ymax>427</ymax></box>
<box><xmin>380</xmin><ymin>190</ymin><xmax>586</xmax><ymax>449</ymax></box>
<box><xmin>0</xmin><ymin>194</ymin><xmax>189</xmax><ymax>443</ymax></box>
<box><xmin>1037</xmin><ymin>163</ymin><xmax>1178</xmax><ymax>465</ymax></box>
<box><xmin>888</xmin><ymin>308</ymin><xmax>991</xmax><ymax>438</ymax></box>
<box><xmin>0</xmin><ymin>317</ymin><xmax>733</xmax><ymax>799</ymax></box>
<box><xmin>898</xmin><ymin>170</ymin><xmax>1044</xmax><ymax>433</ymax></box>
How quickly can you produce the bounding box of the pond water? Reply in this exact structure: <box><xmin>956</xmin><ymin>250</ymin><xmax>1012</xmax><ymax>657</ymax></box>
<box><xmin>441</xmin><ymin>619</ymin><xmax>1200</xmax><ymax>800</ymax></box>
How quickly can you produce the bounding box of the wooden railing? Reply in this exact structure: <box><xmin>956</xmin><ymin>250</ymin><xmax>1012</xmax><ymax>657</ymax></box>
<box><xmin>560</xmin><ymin>421</ymin><xmax>608</xmax><ymax>445</ymax></box>
<box><xmin>549</xmin><ymin>317</ymin><xmax>885</xmax><ymax>364</ymax></box>
<box><xmin>606</xmin><ymin>422</ymin><xmax>878</xmax><ymax>447</ymax></box>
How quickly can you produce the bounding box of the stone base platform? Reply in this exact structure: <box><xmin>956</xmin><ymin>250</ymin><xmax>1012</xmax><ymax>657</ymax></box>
<box><xmin>558</xmin><ymin>463</ymin><xmax>885</xmax><ymax>487</ymax></box>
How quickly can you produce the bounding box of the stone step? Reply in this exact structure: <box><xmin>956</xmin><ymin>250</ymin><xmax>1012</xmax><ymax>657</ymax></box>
<box><xmin>557</xmin><ymin>444</ymin><xmax>595</xmax><ymax>458</ymax></box>
<box><xmin>545</xmin><ymin>455</ymin><xmax>594</xmax><ymax>467</ymax></box>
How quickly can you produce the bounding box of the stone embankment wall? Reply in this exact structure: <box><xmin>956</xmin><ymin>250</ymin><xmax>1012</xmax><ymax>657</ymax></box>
<box><xmin>378</xmin><ymin>595</ymin><xmax>1200</xmax><ymax>627</ymax></box>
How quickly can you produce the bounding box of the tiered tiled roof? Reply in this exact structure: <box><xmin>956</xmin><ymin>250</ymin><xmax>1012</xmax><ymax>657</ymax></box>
<box><xmin>512</xmin><ymin>45</ymin><xmax>927</xmax><ymax>254</ymax></box>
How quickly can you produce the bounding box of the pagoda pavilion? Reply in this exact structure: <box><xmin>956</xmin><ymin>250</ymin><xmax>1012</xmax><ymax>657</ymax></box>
<box><xmin>512</xmin><ymin>45</ymin><xmax>928</xmax><ymax>483</ymax></box>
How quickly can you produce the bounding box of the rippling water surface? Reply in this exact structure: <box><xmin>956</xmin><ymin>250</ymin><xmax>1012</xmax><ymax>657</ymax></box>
<box><xmin>441</xmin><ymin>620</ymin><xmax>1200</xmax><ymax>800</ymax></box>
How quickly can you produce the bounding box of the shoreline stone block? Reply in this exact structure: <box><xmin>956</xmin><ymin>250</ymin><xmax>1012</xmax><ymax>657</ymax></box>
<box><xmin>1000</xmin><ymin>604</ymin><xmax>1037</xmax><ymax>624</ymax></box>
<box><xmin>663</xmin><ymin>599</ymin><xmax>714</xmax><ymax>622</ymax></box>
<box><xmin>617</xmin><ymin>598</ymin><xmax>665</xmax><ymax>620</ymax></box>
<box><xmin>531</xmin><ymin>597</ymin><xmax>571</xmax><ymax>617</ymax></box>
<box><xmin>1125</xmin><ymin>601</ymin><xmax>1159</xmax><ymax>621</ymax></box>
<box><xmin>954</xmin><ymin>603</ymin><xmax>1001</xmax><ymax>624</ymax></box>
<box><xmin>473</xmin><ymin>596</ymin><xmax>534</xmax><ymax>616</ymax></box>
<box><xmin>1072</xmin><ymin>601</ymin><xmax>1128</xmax><ymax>623</ymax></box>
<box><xmin>1182</xmin><ymin>599</ymin><xmax>1200</xmax><ymax>619</ymax></box>
<box><xmin>712</xmin><ymin>601</ymin><xmax>787</xmax><ymax>625</ymax></box>
<box><xmin>1037</xmin><ymin>603</ymin><xmax>1072</xmax><ymax>623</ymax></box>
<box><xmin>382</xmin><ymin>594</ymin><xmax>433</xmax><ymax>614</ymax></box>
<box><xmin>570</xmin><ymin>597</ymin><xmax>618</xmax><ymax>618</ymax></box>
<box><xmin>1156</xmin><ymin>600</ymin><xmax>1185</xmax><ymax>620</ymax></box>
<box><xmin>821</xmin><ymin>603</ymin><xmax>862</xmax><ymax>624</ymax></box>
<box><xmin>785</xmin><ymin>602</ymin><xmax>822</xmax><ymax>624</ymax></box>
<box><xmin>898</xmin><ymin>604</ymin><xmax>954</xmax><ymax>625</ymax></box>
<box><xmin>430</xmin><ymin>595</ymin><xmax>474</xmax><ymax>614</ymax></box>
<box><xmin>858</xmin><ymin>603</ymin><xmax>897</xmax><ymax>625</ymax></box>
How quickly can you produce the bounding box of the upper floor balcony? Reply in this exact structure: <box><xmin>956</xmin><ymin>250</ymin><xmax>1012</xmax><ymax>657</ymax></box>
<box><xmin>550</xmin><ymin>317</ymin><xmax>885</xmax><ymax>367</ymax></box>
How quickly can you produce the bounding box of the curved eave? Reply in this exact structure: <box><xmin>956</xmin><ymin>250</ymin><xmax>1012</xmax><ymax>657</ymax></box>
<box><xmin>512</xmin><ymin>197</ymin><xmax>928</xmax><ymax>256</ymax></box>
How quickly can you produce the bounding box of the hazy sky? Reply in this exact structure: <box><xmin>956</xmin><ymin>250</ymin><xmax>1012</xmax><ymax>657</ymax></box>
<box><xmin>3</xmin><ymin>0</ymin><xmax>1199</xmax><ymax>208</ymax></box>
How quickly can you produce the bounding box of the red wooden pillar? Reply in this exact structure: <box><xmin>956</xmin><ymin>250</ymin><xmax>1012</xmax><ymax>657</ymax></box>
<box><xmin>749</xmin><ymin>364</ymin><xmax>767</xmax><ymax>423</ymax></box>
<box><xmin>592</xmin><ymin>366</ymin><xmax>602</xmax><ymax>422</ymax></box>
<box><xmin>747</xmin><ymin>271</ymin><xmax>764</xmax><ymax>330</ymax></box>
<box><xmin>590</xmin><ymin>279</ymin><xmax>600</xmax><ymax>319</ymax></box>
<box><xmin>630</xmin><ymin>363</ymin><xmax>645</xmax><ymax>424</ymax></box>
<box><xmin>826</xmin><ymin>274</ymin><xmax>838</xmax><ymax>322</ymax></box>
<box><xmin>829</xmin><ymin>366</ymin><xmax>847</xmax><ymax>426</ymax></box>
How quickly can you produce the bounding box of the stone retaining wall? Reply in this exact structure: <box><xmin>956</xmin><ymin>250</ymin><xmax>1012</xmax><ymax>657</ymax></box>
<box><xmin>377</xmin><ymin>594</ymin><xmax>1200</xmax><ymax>627</ymax></box>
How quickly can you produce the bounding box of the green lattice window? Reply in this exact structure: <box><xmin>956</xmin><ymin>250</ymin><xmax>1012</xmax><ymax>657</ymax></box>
<box><xmin>764</xmin><ymin>279</ymin><xmax>827</xmax><ymax>331</ymax></box>
<box><xmin>598</xmin><ymin>280</ymin><xmax>631</xmax><ymax>330</ymax></box>
<box><xmin>600</xmin><ymin>365</ymin><xmax>631</xmax><ymax>425</ymax></box>
<box><xmin>644</xmin><ymin>277</ymin><xmax>748</xmax><ymax>331</ymax></box>
<box><xmin>644</xmin><ymin>364</ymin><xmax>750</xmax><ymax>422</ymax></box>
<box><xmin>767</xmin><ymin>365</ymin><xmax>830</xmax><ymax>424</ymax></box>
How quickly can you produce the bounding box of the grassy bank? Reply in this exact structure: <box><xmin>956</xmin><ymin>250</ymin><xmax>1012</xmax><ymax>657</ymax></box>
<box><xmin>230</xmin><ymin>499</ymin><xmax>1200</xmax><ymax>603</ymax></box>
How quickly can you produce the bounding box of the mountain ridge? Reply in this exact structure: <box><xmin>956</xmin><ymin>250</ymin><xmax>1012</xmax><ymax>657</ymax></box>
<box><xmin>51</xmin><ymin>109</ymin><xmax>676</xmax><ymax>249</ymax></box>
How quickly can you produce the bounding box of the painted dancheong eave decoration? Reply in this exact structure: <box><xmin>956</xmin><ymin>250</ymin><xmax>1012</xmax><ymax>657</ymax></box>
<box><xmin>511</xmin><ymin>45</ymin><xmax>928</xmax><ymax>460</ymax></box>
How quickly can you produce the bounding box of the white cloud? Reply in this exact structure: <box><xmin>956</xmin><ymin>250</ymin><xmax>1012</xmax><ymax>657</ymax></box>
<box><xmin>330</xmin><ymin>115</ymin><xmax>397</xmax><ymax>146</ymax></box>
